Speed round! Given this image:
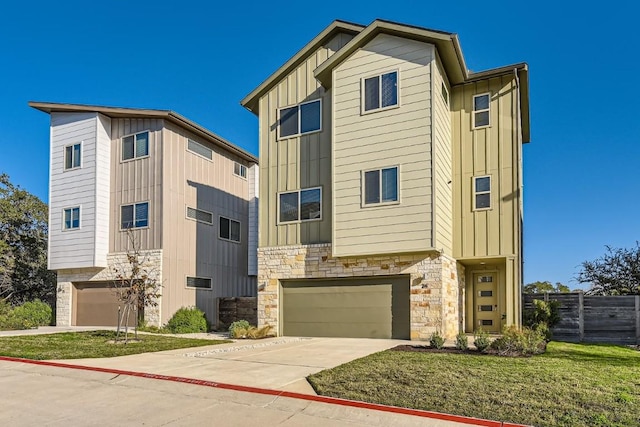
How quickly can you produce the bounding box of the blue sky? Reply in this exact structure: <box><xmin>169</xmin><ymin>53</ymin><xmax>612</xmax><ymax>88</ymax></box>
<box><xmin>1</xmin><ymin>1</ymin><xmax>638</xmax><ymax>289</ymax></box>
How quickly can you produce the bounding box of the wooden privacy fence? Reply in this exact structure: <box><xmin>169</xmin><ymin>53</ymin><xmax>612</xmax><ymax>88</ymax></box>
<box><xmin>217</xmin><ymin>297</ymin><xmax>257</xmax><ymax>328</ymax></box>
<box><xmin>524</xmin><ymin>292</ymin><xmax>640</xmax><ymax>345</ymax></box>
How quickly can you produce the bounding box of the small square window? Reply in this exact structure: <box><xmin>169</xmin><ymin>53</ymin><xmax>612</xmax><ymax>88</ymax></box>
<box><xmin>219</xmin><ymin>216</ymin><xmax>241</xmax><ymax>243</ymax></box>
<box><xmin>363</xmin><ymin>167</ymin><xmax>398</xmax><ymax>206</ymax></box>
<box><xmin>122</xmin><ymin>132</ymin><xmax>149</xmax><ymax>161</ymax></box>
<box><xmin>64</xmin><ymin>143</ymin><xmax>81</xmax><ymax>170</ymax></box>
<box><xmin>278</xmin><ymin>100</ymin><xmax>321</xmax><ymax>139</ymax></box>
<box><xmin>363</xmin><ymin>71</ymin><xmax>398</xmax><ymax>113</ymax></box>
<box><xmin>473</xmin><ymin>93</ymin><xmax>490</xmax><ymax>128</ymax></box>
<box><xmin>121</xmin><ymin>202</ymin><xmax>149</xmax><ymax>229</ymax></box>
<box><xmin>278</xmin><ymin>187</ymin><xmax>322</xmax><ymax>223</ymax></box>
<box><xmin>187</xmin><ymin>139</ymin><xmax>213</xmax><ymax>160</ymax></box>
<box><xmin>63</xmin><ymin>207</ymin><xmax>80</xmax><ymax>230</ymax></box>
<box><xmin>473</xmin><ymin>176</ymin><xmax>491</xmax><ymax>210</ymax></box>
<box><xmin>234</xmin><ymin>162</ymin><xmax>247</xmax><ymax>178</ymax></box>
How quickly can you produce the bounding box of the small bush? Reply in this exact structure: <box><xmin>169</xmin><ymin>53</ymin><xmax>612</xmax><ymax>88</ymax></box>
<box><xmin>455</xmin><ymin>332</ymin><xmax>468</xmax><ymax>351</ymax></box>
<box><xmin>429</xmin><ymin>331</ymin><xmax>445</xmax><ymax>349</ymax></box>
<box><xmin>523</xmin><ymin>299</ymin><xmax>561</xmax><ymax>341</ymax></box>
<box><xmin>165</xmin><ymin>307</ymin><xmax>207</xmax><ymax>334</ymax></box>
<box><xmin>474</xmin><ymin>329</ymin><xmax>491</xmax><ymax>352</ymax></box>
<box><xmin>489</xmin><ymin>325</ymin><xmax>546</xmax><ymax>356</ymax></box>
<box><xmin>228</xmin><ymin>320</ymin><xmax>251</xmax><ymax>338</ymax></box>
<box><xmin>0</xmin><ymin>300</ymin><xmax>52</xmax><ymax>330</ymax></box>
<box><xmin>230</xmin><ymin>322</ymin><xmax>274</xmax><ymax>339</ymax></box>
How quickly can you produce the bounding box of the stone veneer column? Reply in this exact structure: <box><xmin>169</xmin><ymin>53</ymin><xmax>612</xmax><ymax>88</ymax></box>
<box><xmin>257</xmin><ymin>244</ymin><xmax>464</xmax><ymax>340</ymax></box>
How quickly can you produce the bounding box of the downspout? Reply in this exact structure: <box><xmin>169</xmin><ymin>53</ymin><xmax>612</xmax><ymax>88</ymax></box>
<box><xmin>513</xmin><ymin>68</ymin><xmax>524</xmax><ymax>325</ymax></box>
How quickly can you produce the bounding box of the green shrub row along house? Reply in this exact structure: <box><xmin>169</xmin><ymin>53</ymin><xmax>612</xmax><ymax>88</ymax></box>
<box><xmin>35</xmin><ymin>19</ymin><xmax>529</xmax><ymax>339</ymax></box>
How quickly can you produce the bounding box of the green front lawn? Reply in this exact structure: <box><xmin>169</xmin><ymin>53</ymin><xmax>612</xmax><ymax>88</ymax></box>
<box><xmin>308</xmin><ymin>342</ymin><xmax>640</xmax><ymax>427</ymax></box>
<box><xmin>0</xmin><ymin>330</ymin><xmax>230</xmax><ymax>359</ymax></box>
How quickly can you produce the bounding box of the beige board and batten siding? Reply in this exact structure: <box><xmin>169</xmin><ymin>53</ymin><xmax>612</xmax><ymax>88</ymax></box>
<box><xmin>431</xmin><ymin>53</ymin><xmax>453</xmax><ymax>255</ymax></box>
<box><xmin>332</xmin><ymin>34</ymin><xmax>435</xmax><ymax>257</ymax></box>
<box><xmin>161</xmin><ymin>123</ymin><xmax>255</xmax><ymax>324</ymax></box>
<box><xmin>49</xmin><ymin>112</ymin><xmax>111</xmax><ymax>270</ymax></box>
<box><xmin>110</xmin><ymin>118</ymin><xmax>163</xmax><ymax>252</ymax></box>
<box><xmin>259</xmin><ymin>32</ymin><xmax>355</xmax><ymax>248</ymax></box>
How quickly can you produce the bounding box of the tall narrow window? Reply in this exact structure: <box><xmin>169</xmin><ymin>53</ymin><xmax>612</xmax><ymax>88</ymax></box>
<box><xmin>473</xmin><ymin>176</ymin><xmax>491</xmax><ymax>210</ymax></box>
<box><xmin>219</xmin><ymin>216</ymin><xmax>241</xmax><ymax>243</ymax></box>
<box><xmin>64</xmin><ymin>143</ymin><xmax>81</xmax><ymax>170</ymax></box>
<box><xmin>122</xmin><ymin>132</ymin><xmax>149</xmax><ymax>161</ymax></box>
<box><xmin>363</xmin><ymin>167</ymin><xmax>399</xmax><ymax>205</ymax></box>
<box><xmin>363</xmin><ymin>71</ymin><xmax>398</xmax><ymax>113</ymax></box>
<box><xmin>473</xmin><ymin>93</ymin><xmax>490</xmax><ymax>128</ymax></box>
<box><xmin>278</xmin><ymin>187</ymin><xmax>321</xmax><ymax>223</ymax></box>
<box><xmin>121</xmin><ymin>202</ymin><xmax>149</xmax><ymax>229</ymax></box>
<box><xmin>63</xmin><ymin>207</ymin><xmax>80</xmax><ymax>230</ymax></box>
<box><xmin>278</xmin><ymin>99</ymin><xmax>321</xmax><ymax>139</ymax></box>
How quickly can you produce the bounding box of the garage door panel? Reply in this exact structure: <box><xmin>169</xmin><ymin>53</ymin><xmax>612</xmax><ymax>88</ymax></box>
<box><xmin>285</xmin><ymin>306</ymin><xmax>392</xmax><ymax>323</ymax></box>
<box><xmin>285</xmin><ymin>321</ymin><xmax>391</xmax><ymax>339</ymax></box>
<box><xmin>75</xmin><ymin>282</ymin><xmax>136</xmax><ymax>327</ymax></box>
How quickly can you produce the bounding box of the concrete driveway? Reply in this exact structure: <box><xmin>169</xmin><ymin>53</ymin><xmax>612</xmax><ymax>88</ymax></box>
<box><xmin>58</xmin><ymin>336</ymin><xmax>408</xmax><ymax>393</ymax></box>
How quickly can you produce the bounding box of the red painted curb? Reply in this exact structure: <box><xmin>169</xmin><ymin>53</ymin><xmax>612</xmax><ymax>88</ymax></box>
<box><xmin>0</xmin><ymin>356</ymin><xmax>528</xmax><ymax>427</ymax></box>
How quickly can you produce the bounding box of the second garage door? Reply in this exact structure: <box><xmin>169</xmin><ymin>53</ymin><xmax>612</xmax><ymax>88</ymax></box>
<box><xmin>281</xmin><ymin>276</ymin><xmax>410</xmax><ymax>339</ymax></box>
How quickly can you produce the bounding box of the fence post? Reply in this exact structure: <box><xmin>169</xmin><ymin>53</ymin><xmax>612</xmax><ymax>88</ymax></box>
<box><xmin>578</xmin><ymin>292</ymin><xmax>584</xmax><ymax>342</ymax></box>
<box><xmin>635</xmin><ymin>295</ymin><xmax>639</xmax><ymax>345</ymax></box>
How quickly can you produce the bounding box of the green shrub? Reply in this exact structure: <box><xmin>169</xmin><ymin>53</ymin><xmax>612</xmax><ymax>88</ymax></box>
<box><xmin>429</xmin><ymin>331</ymin><xmax>445</xmax><ymax>349</ymax></box>
<box><xmin>0</xmin><ymin>300</ymin><xmax>52</xmax><ymax>330</ymax></box>
<box><xmin>523</xmin><ymin>299</ymin><xmax>561</xmax><ymax>341</ymax></box>
<box><xmin>228</xmin><ymin>320</ymin><xmax>251</xmax><ymax>338</ymax></box>
<box><xmin>489</xmin><ymin>325</ymin><xmax>547</xmax><ymax>356</ymax></box>
<box><xmin>165</xmin><ymin>307</ymin><xmax>208</xmax><ymax>334</ymax></box>
<box><xmin>474</xmin><ymin>328</ymin><xmax>491</xmax><ymax>352</ymax></box>
<box><xmin>455</xmin><ymin>331</ymin><xmax>468</xmax><ymax>351</ymax></box>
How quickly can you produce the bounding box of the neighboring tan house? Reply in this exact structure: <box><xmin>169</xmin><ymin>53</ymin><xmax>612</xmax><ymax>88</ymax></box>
<box><xmin>30</xmin><ymin>102</ymin><xmax>258</xmax><ymax>327</ymax></box>
<box><xmin>241</xmin><ymin>19</ymin><xmax>530</xmax><ymax>340</ymax></box>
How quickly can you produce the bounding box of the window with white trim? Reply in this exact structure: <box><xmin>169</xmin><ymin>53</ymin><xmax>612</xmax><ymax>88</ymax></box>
<box><xmin>473</xmin><ymin>176</ymin><xmax>491</xmax><ymax>210</ymax></box>
<box><xmin>234</xmin><ymin>162</ymin><xmax>247</xmax><ymax>178</ymax></box>
<box><xmin>278</xmin><ymin>99</ymin><xmax>321</xmax><ymax>139</ymax></box>
<box><xmin>187</xmin><ymin>139</ymin><xmax>213</xmax><ymax>160</ymax></box>
<box><xmin>121</xmin><ymin>202</ymin><xmax>149</xmax><ymax>229</ymax></box>
<box><xmin>63</xmin><ymin>207</ymin><xmax>80</xmax><ymax>230</ymax></box>
<box><xmin>279</xmin><ymin>187</ymin><xmax>321</xmax><ymax>223</ymax></box>
<box><xmin>219</xmin><ymin>216</ymin><xmax>241</xmax><ymax>242</ymax></box>
<box><xmin>363</xmin><ymin>70</ymin><xmax>398</xmax><ymax>113</ymax></box>
<box><xmin>441</xmin><ymin>82</ymin><xmax>449</xmax><ymax>106</ymax></box>
<box><xmin>64</xmin><ymin>143</ymin><xmax>81</xmax><ymax>170</ymax></box>
<box><xmin>186</xmin><ymin>276</ymin><xmax>212</xmax><ymax>289</ymax></box>
<box><xmin>186</xmin><ymin>207</ymin><xmax>213</xmax><ymax>224</ymax></box>
<box><xmin>473</xmin><ymin>93</ymin><xmax>490</xmax><ymax>128</ymax></box>
<box><xmin>122</xmin><ymin>131</ymin><xmax>149</xmax><ymax>161</ymax></box>
<box><xmin>363</xmin><ymin>167</ymin><xmax>399</xmax><ymax>205</ymax></box>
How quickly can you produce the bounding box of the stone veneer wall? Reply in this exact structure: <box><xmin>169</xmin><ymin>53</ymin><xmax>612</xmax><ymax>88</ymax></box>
<box><xmin>257</xmin><ymin>244</ymin><xmax>465</xmax><ymax>340</ymax></box>
<box><xmin>55</xmin><ymin>250</ymin><xmax>162</xmax><ymax>327</ymax></box>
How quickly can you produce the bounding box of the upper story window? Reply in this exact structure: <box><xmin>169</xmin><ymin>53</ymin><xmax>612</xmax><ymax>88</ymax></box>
<box><xmin>363</xmin><ymin>166</ymin><xmax>399</xmax><ymax>205</ymax></box>
<box><xmin>63</xmin><ymin>207</ymin><xmax>80</xmax><ymax>230</ymax></box>
<box><xmin>187</xmin><ymin>139</ymin><xmax>213</xmax><ymax>160</ymax></box>
<box><xmin>278</xmin><ymin>99</ymin><xmax>321</xmax><ymax>139</ymax></box>
<box><xmin>234</xmin><ymin>162</ymin><xmax>247</xmax><ymax>178</ymax></box>
<box><xmin>362</xmin><ymin>70</ymin><xmax>398</xmax><ymax>113</ymax></box>
<box><xmin>473</xmin><ymin>176</ymin><xmax>491</xmax><ymax>210</ymax></box>
<box><xmin>473</xmin><ymin>93</ymin><xmax>491</xmax><ymax>128</ymax></box>
<box><xmin>441</xmin><ymin>82</ymin><xmax>449</xmax><ymax>106</ymax></box>
<box><xmin>64</xmin><ymin>143</ymin><xmax>81</xmax><ymax>170</ymax></box>
<box><xmin>279</xmin><ymin>187</ymin><xmax>321</xmax><ymax>223</ymax></box>
<box><xmin>121</xmin><ymin>202</ymin><xmax>149</xmax><ymax>229</ymax></box>
<box><xmin>219</xmin><ymin>216</ymin><xmax>241</xmax><ymax>243</ymax></box>
<box><xmin>122</xmin><ymin>131</ymin><xmax>149</xmax><ymax>161</ymax></box>
<box><xmin>186</xmin><ymin>206</ymin><xmax>213</xmax><ymax>225</ymax></box>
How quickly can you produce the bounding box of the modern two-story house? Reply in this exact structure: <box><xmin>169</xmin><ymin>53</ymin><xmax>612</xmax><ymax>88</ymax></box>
<box><xmin>241</xmin><ymin>19</ymin><xmax>530</xmax><ymax>339</ymax></box>
<box><xmin>31</xmin><ymin>102</ymin><xmax>258</xmax><ymax>327</ymax></box>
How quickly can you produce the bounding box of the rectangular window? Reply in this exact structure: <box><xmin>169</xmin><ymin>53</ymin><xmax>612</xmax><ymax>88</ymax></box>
<box><xmin>278</xmin><ymin>187</ymin><xmax>321</xmax><ymax>223</ymax></box>
<box><xmin>473</xmin><ymin>93</ymin><xmax>490</xmax><ymax>128</ymax></box>
<box><xmin>473</xmin><ymin>176</ymin><xmax>491</xmax><ymax>210</ymax></box>
<box><xmin>234</xmin><ymin>162</ymin><xmax>247</xmax><ymax>178</ymax></box>
<box><xmin>186</xmin><ymin>277</ymin><xmax>212</xmax><ymax>289</ymax></box>
<box><xmin>64</xmin><ymin>143</ymin><xmax>81</xmax><ymax>170</ymax></box>
<box><xmin>363</xmin><ymin>71</ymin><xmax>398</xmax><ymax>113</ymax></box>
<box><xmin>186</xmin><ymin>207</ymin><xmax>213</xmax><ymax>224</ymax></box>
<box><xmin>63</xmin><ymin>207</ymin><xmax>80</xmax><ymax>230</ymax></box>
<box><xmin>121</xmin><ymin>202</ymin><xmax>149</xmax><ymax>229</ymax></box>
<box><xmin>363</xmin><ymin>166</ymin><xmax>399</xmax><ymax>205</ymax></box>
<box><xmin>278</xmin><ymin>99</ymin><xmax>321</xmax><ymax>139</ymax></box>
<box><xmin>122</xmin><ymin>131</ymin><xmax>149</xmax><ymax>161</ymax></box>
<box><xmin>187</xmin><ymin>139</ymin><xmax>213</xmax><ymax>160</ymax></box>
<box><xmin>219</xmin><ymin>216</ymin><xmax>241</xmax><ymax>242</ymax></box>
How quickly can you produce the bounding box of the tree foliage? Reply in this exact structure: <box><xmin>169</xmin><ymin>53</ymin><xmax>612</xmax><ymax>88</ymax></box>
<box><xmin>0</xmin><ymin>174</ymin><xmax>56</xmax><ymax>306</ymax></box>
<box><xmin>577</xmin><ymin>243</ymin><xmax>640</xmax><ymax>296</ymax></box>
<box><xmin>523</xmin><ymin>281</ymin><xmax>570</xmax><ymax>294</ymax></box>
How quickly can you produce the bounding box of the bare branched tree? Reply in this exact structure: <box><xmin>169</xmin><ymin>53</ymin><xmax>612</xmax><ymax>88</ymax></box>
<box><xmin>111</xmin><ymin>229</ymin><xmax>161</xmax><ymax>343</ymax></box>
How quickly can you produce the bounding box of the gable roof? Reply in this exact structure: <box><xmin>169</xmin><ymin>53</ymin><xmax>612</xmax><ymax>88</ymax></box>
<box><xmin>29</xmin><ymin>101</ymin><xmax>258</xmax><ymax>163</ymax></box>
